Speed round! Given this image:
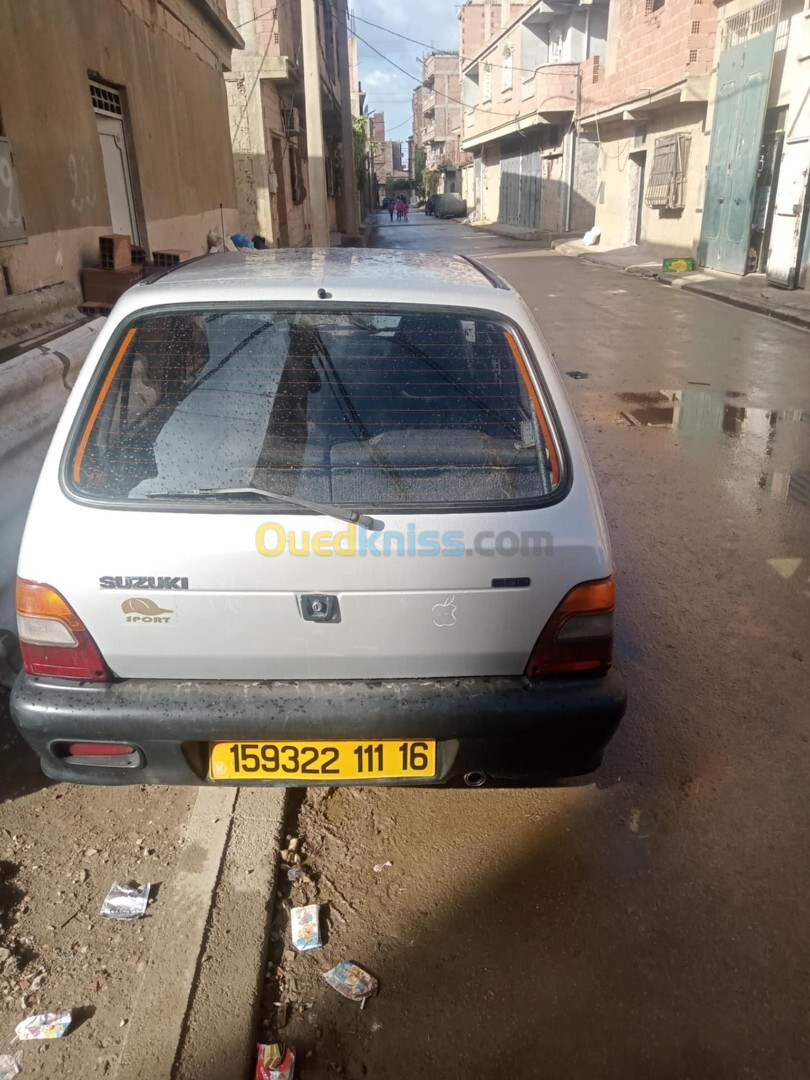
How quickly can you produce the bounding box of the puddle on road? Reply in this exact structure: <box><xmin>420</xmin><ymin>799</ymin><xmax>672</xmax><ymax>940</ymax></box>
<box><xmin>617</xmin><ymin>388</ymin><xmax>809</xmax><ymax>510</ymax></box>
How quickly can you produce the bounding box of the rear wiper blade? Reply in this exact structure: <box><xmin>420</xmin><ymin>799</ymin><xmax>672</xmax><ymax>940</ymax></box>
<box><xmin>146</xmin><ymin>486</ymin><xmax>383</xmax><ymax>531</ymax></box>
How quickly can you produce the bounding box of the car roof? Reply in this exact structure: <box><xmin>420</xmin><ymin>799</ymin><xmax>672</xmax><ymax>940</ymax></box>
<box><xmin>123</xmin><ymin>249</ymin><xmax>513</xmax><ymax>312</ymax></box>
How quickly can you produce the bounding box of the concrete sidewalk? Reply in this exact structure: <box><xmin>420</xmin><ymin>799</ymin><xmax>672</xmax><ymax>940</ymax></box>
<box><xmin>463</xmin><ymin>219</ymin><xmax>581</xmax><ymax>245</ymax></box>
<box><xmin>553</xmin><ymin>239</ymin><xmax>810</xmax><ymax>331</ymax></box>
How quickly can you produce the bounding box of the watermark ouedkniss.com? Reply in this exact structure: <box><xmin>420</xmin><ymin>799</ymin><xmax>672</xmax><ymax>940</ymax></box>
<box><xmin>256</xmin><ymin>523</ymin><xmax>554</xmax><ymax>557</ymax></box>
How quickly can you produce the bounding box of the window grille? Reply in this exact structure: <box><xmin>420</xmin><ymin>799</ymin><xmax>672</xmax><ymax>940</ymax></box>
<box><xmin>691</xmin><ymin>20</ymin><xmax>700</xmax><ymax>33</ymax></box>
<box><xmin>90</xmin><ymin>82</ymin><xmax>122</xmax><ymax>117</ymax></box>
<box><xmin>645</xmin><ymin>133</ymin><xmax>690</xmax><ymax>209</ymax></box>
<box><xmin>688</xmin><ymin>48</ymin><xmax>699</xmax><ymax>62</ymax></box>
<box><xmin>723</xmin><ymin>0</ymin><xmax>778</xmax><ymax>48</ymax></box>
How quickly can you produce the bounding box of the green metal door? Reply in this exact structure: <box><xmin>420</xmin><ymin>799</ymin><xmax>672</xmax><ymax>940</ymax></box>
<box><xmin>699</xmin><ymin>28</ymin><xmax>776</xmax><ymax>274</ymax></box>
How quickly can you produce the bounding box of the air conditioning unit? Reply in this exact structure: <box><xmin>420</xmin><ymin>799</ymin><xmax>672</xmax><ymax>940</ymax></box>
<box><xmin>283</xmin><ymin>107</ymin><xmax>300</xmax><ymax>135</ymax></box>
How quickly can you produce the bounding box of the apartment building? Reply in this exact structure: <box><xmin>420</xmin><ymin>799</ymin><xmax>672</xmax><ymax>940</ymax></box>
<box><xmin>225</xmin><ymin>0</ymin><xmax>351</xmax><ymax>247</ymax></box>
<box><xmin>459</xmin><ymin>0</ymin><xmax>532</xmax><ymax>64</ymax></box>
<box><xmin>414</xmin><ymin>53</ymin><xmax>468</xmax><ymax>193</ymax></box>
<box><xmin>461</xmin><ymin>0</ymin><xmax>606</xmax><ymax>231</ymax></box>
<box><xmin>701</xmin><ymin>0</ymin><xmax>810</xmax><ymax>286</ymax></box>
<box><xmin>364</xmin><ymin>113</ymin><xmax>406</xmax><ymax>195</ymax></box>
<box><xmin>577</xmin><ymin>0</ymin><xmax>718</xmax><ymax>257</ymax></box>
<box><xmin>0</xmin><ymin>0</ymin><xmax>242</xmax><ymax>333</ymax></box>
<box><xmin>369</xmin><ymin>110</ymin><xmax>387</xmax><ymax>189</ymax></box>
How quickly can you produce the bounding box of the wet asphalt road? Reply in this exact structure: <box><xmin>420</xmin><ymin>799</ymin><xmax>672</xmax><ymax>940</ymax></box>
<box><xmin>295</xmin><ymin>212</ymin><xmax>810</xmax><ymax>1078</ymax></box>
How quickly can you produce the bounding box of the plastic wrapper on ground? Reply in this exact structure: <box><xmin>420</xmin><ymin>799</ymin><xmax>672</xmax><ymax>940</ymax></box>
<box><xmin>324</xmin><ymin>962</ymin><xmax>378</xmax><ymax>1001</ymax></box>
<box><xmin>0</xmin><ymin>1055</ymin><xmax>20</xmax><ymax>1079</ymax></box>
<box><xmin>101</xmin><ymin>881</ymin><xmax>150</xmax><ymax>919</ymax></box>
<box><xmin>290</xmin><ymin>904</ymin><xmax>321</xmax><ymax>952</ymax></box>
<box><xmin>15</xmin><ymin>1010</ymin><xmax>72</xmax><ymax>1040</ymax></box>
<box><xmin>255</xmin><ymin>1042</ymin><xmax>295</xmax><ymax>1080</ymax></box>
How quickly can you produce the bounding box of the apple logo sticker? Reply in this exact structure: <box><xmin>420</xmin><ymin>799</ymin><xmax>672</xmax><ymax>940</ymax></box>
<box><xmin>432</xmin><ymin>595</ymin><xmax>457</xmax><ymax>628</ymax></box>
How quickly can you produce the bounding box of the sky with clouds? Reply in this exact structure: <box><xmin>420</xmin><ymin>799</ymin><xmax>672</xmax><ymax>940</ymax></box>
<box><xmin>350</xmin><ymin>0</ymin><xmax>461</xmax><ymax>158</ymax></box>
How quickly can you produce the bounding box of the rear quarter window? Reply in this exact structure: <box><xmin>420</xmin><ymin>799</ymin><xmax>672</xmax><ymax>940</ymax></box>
<box><xmin>68</xmin><ymin>307</ymin><xmax>564</xmax><ymax>510</ymax></box>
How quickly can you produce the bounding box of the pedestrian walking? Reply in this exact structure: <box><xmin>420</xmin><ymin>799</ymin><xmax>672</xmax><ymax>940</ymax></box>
<box><xmin>388</xmin><ymin>198</ymin><xmax>395</xmax><ymax>222</ymax></box>
<box><xmin>396</xmin><ymin>197</ymin><xmax>404</xmax><ymax>221</ymax></box>
<box><xmin>403</xmin><ymin>198</ymin><xmax>409</xmax><ymax>222</ymax></box>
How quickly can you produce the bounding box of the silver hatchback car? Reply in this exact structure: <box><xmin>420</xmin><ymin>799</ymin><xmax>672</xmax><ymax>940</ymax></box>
<box><xmin>12</xmin><ymin>249</ymin><xmax>625</xmax><ymax>787</ymax></box>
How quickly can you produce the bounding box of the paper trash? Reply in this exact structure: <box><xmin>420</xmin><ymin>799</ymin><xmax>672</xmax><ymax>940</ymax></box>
<box><xmin>15</xmin><ymin>1010</ymin><xmax>72</xmax><ymax>1040</ymax></box>
<box><xmin>0</xmin><ymin>1056</ymin><xmax>20</xmax><ymax>1079</ymax></box>
<box><xmin>290</xmin><ymin>904</ymin><xmax>321</xmax><ymax>952</ymax></box>
<box><xmin>324</xmin><ymin>962</ymin><xmax>378</xmax><ymax>1002</ymax></box>
<box><xmin>101</xmin><ymin>881</ymin><xmax>150</xmax><ymax>920</ymax></box>
<box><xmin>255</xmin><ymin>1042</ymin><xmax>295</xmax><ymax>1080</ymax></box>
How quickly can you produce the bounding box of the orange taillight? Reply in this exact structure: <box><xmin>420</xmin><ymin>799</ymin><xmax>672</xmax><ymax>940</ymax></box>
<box><xmin>16</xmin><ymin>578</ymin><xmax>110</xmax><ymax>681</ymax></box>
<box><xmin>16</xmin><ymin>579</ymin><xmax>86</xmax><ymax>631</ymax></box>
<box><xmin>525</xmin><ymin>575</ymin><xmax>615</xmax><ymax>678</ymax></box>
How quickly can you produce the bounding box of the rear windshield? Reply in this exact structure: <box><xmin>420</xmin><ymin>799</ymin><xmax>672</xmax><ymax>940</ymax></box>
<box><xmin>69</xmin><ymin>308</ymin><xmax>562</xmax><ymax>509</ymax></box>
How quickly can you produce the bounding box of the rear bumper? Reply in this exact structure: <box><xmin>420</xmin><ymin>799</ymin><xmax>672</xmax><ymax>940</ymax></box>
<box><xmin>10</xmin><ymin>668</ymin><xmax>626</xmax><ymax>787</ymax></box>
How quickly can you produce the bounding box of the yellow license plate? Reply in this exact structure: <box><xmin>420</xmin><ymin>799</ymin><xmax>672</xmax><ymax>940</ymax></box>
<box><xmin>209</xmin><ymin>739</ymin><xmax>437</xmax><ymax>781</ymax></box>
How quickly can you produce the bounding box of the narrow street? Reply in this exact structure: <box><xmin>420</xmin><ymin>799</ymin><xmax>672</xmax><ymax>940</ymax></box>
<box><xmin>0</xmin><ymin>214</ymin><xmax>808</xmax><ymax>1078</ymax></box>
<box><xmin>258</xmin><ymin>213</ymin><xmax>810</xmax><ymax>1078</ymax></box>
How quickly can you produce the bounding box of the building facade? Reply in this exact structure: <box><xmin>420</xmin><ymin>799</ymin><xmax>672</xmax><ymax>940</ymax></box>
<box><xmin>0</xmin><ymin>0</ymin><xmax>242</xmax><ymax>327</ymax></box>
<box><xmin>225</xmin><ymin>0</ymin><xmax>351</xmax><ymax>247</ymax></box>
<box><xmin>461</xmin><ymin>0</ymin><xmax>607</xmax><ymax>232</ymax></box>
<box><xmin>700</xmin><ymin>0</ymin><xmax>810</xmax><ymax>286</ymax></box>
<box><xmin>369</xmin><ymin>111</ymin><xmax>388</xmax><ymax>191</ymax></box>
<box><xmin>576</xmin><ymin>0</ymin><xmax>809</xmax><ymax>287</ymax></box>
<box><xmin>577</xmin><ymin>0</ymin><xmax>717</xmax><ymax>258</ymax></box>
<box><xmin>415</xmin><ymin>53</ymin><xmax>468</xmax><ymax>193</ymax></box>
<box><xmin>459</xmin><ymin>0</ymin><xmax>532</xmax><ymax>65</ymax></box>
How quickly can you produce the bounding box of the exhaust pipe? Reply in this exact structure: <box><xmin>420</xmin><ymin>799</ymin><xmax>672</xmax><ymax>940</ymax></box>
<box><xmin>464</xmin><ymin>770</ymin><xmax>487</xmax><ymax>788</ymax></box>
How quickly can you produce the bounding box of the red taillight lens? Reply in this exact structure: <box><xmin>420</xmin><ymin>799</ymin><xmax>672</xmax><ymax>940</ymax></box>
<box><xmin>67</xmin><ymin>743</ymin><xmax>134</xmax><ymax>757</ymax></box>
<box><xmin>525</xmin><ymin>576</ymin><xmax>615</xmax><ymax>678</ymax></box>
<box><xmin>16</xmin><ymin>578</ymin><xmax>111</xmax><ymax>681</ymax></box>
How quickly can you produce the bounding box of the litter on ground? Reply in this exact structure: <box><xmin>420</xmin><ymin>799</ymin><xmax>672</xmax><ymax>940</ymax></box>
<box><xmin>323</xmin><ymin>962</ymin><xmax>378</xmax><ymax>1002</ymax></box>
<box><xmin>0</xmin><ymin>1055</ymin><xmax>20</xmax><ymax>1079</ymax></box>
<box><xmin>290</xmin><ymin>905</ymin><xmax>322</xmax><ymax>952</ymax></box>
<box><xmin>14</xmin><ymin>1010</ymin><xmax>72</xmax><ymax>1040</ymax></box>
<box><xmin>101</xmin><ymin>881</ymin><xmax>151</xmax><ymax>920</ymax></box>
<box><xmin>255</xmin><ymin>1042</ymin><xmax>295</xmax><ymax>1080</ymax></box>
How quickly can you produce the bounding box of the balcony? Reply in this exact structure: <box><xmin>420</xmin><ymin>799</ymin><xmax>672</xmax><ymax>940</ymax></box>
<box><xmin>462</xmin><ymin>63</ymin><xmax>579</xmax><ymax>147</ymax></box>
<box><xmin>423</xmin><ymin>91</ymin><xmax>436</xmax><ymax>115</ymax></box>
<box><xmin>531</xmin><ymin>62</ymin><xmax>578</xmax><ymax>116</ymax></box>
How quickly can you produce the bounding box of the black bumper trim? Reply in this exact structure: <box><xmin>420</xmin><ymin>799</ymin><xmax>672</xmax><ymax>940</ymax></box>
<box><xmin>10</xmin><ymin>668</ymin><xmax>626</xmax><ymax>786</ymax></box>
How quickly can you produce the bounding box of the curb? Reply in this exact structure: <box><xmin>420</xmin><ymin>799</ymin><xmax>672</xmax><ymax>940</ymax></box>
<box><xmin>564</xmin><ymin>252</ymin><xmax>810</xmax><ymax>332</ymax></box>
<box><xmin>113</xmin><ymin>784</ymin><xmax>287</xmax><ymax>1080</ymax></box>
<box><xmin>677</xmin><ymin>280</ymin><xmax>810</xmax><ymax>331</ymax></box>
<box><xmin>175</xmin><ymin>787</ymin><xmax>287</xmax><ymax>1079</ymax></box>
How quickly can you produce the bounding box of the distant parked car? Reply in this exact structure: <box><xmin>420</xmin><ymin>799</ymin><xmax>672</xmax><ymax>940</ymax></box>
<box><xmin>434</xmin><ymin>193</ymin><xmax>467</xmax><ymax>219</ymax></box>
<box><xmin>11</xmin><ymin>249</ymin><xmax>625</xmax><ymax>788</ymax></box>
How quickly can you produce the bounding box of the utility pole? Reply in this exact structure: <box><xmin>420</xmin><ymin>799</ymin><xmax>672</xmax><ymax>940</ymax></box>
<box><xmin>336</xmin><ymin>2</ymin><xmax>359</xmax><ymax>241</ymax></box>
<box><xmin>300</xmin><ymin>0</ymin><xmax>330</xmax><ymax>247</ymax></box>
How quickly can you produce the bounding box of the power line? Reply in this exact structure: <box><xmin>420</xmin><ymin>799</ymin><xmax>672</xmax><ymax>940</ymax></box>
<box><xmin>350</xmin><ymin>25</ymin><xmax>521</xmax><ymax>119</ymax></box>
<box><xmin>351</xmin><ymin>13</ymin><xmax>543</xmax><ymax>74</ymax></box>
